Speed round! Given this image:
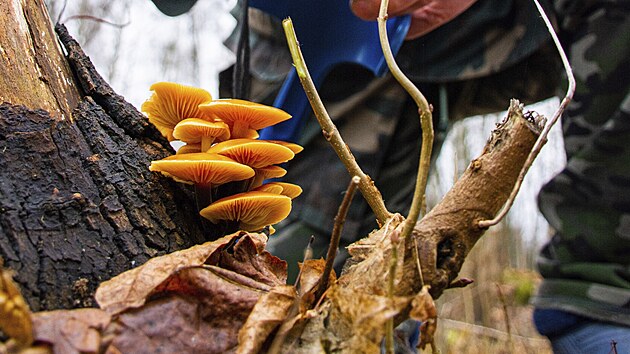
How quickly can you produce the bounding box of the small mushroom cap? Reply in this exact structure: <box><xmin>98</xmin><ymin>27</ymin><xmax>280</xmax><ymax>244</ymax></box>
<box><xmin>141</xmin><ymin>82</ymin><xmax>213</xmax><ymax>141</ymax></box>
<box><xmin>266</xmin><ymin>140</ymin><xmax>304</xmax><ymax>154</ymax></box>
<box><xmin>200</xmin><ymin>191</ymin><xmax>292</xmax><ymax>231</ymax></box>
<box><xmin>176</xmin><ymin>143</ymin><xmax>201</xmax><ymax>154</ymax></box>
<box><xmin>150</xmin><ymin>153</ymin><xmax>254</xmax><ymax>185</ymax></box>
<box><xmin>254</xmin><ymin>182</ymin><xmax>302</xmax><ymax>199</ymax></box>
<box><xmin>172</xmin><ymin>118</ymin><xmax>230</xmax><ymax>144</ymax></box>
<box><xmin>255</xmin><ymin>165</ymin><xmax>287</xmax><ymax>179</ymax></box>
<box><xmin>198</xmin><ymin>99</ymin><xmax>291</xmax><ymax>136</ymax></box>
<box><xmin>250</xmin><ymin>165</ymin><xmax>288</xmax><ymax>188</ymax></box>
<box><xmin>253</xmin><ymin>183</ymin><xmax>284</xmax><ymax>195</ymax></box>
<box><xmin>207</xmin><ymin>138</ymin><xmax>295</xmax><ymax>168</ymax></box>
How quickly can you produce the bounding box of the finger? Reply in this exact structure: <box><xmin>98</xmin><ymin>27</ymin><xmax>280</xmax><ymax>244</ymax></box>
<box><xmin>405</xmin><ymin>1</ymin><xmax>476</xmax><ymax>39</ymax></box>
<box><xmin>349</xmin><ymin>0</ymin><xmax>430</xmax><ymax>20</ymax></box>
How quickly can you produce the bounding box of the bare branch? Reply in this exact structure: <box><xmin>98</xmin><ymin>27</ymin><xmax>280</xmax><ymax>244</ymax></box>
<box><xmin>316</xmin><ymin>176</ymin><xmax>360</xmax><ymax>298</ymax></box>
<box><xmin>281</xmin><ymin>18</ymin><xmax>392</xmax><ymax>224</ymax></box>
<box><xmin>377</xmin><ymin>0</ymin><xmax>434</xmax><ymax>242</ymax></box>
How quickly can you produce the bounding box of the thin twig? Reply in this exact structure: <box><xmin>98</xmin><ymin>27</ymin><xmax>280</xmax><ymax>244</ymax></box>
<box><xmin>56</xmin><ymin>0</ymin><xmax>68</xmax><ymax>25</ymax></box>
<box><xmin>62</xmin><ymin>15</ymin><xmax>130</xmax><ymax>28</ymax></box>
<box><xmin>477</xmin><ymin>0</ymin><xmax>576</xmax><ymax>228</ymax></box>
<box><xmin>611</xmin><ymin>340</ymin><xmax>618</xmax><ymax>354</ymax></box>
<box><xmin>439</xmin><ymin>318</ymin><xmax>551</xmax><ymax>345</ymax></box>
<box><xmin>316</xmin><ymin>176</ymin><xmax>360</xmax><ymax>300</ymax></box>
<box><xmin>385</xmin><ymin>230</ymin><xmax>402</xmax><ymax>354</ymax></box>
<box><xmin>377</xmin><ymin>0</ymin><xmax>434</xmax><ymax>242</ymax></box>
<box><xmin>495</xmin><ymin>283</ymin><xmax>514</xmax><ymax>350</ymax></box>
<box><xmin>294</xmin><ymin>235</ymin><xmax>315</xmax><ymax>290</ymax></box>
<box><xmin>281</xmin><ymin>19</ymin><xmax>391</xmax><ymax>224</ymax></box>
<box><xmin>233</xmin><ymin>0</ymin><xmax>250</xmax><ymax>99</ymax></box>
<box><xmin>412</xmin><ymin>236</ymin><xmax>424</xmax><ymax>286</ymax></box>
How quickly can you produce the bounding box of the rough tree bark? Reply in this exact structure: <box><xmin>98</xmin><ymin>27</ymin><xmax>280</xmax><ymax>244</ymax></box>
<box><xmin>0</xmin><ymin>0</ymin><xmax>204</xmax><ymax>310</ymax></box>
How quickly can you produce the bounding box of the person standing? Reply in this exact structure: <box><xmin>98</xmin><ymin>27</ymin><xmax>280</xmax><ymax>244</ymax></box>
<box><xmin>530</xmin><ymin>1</ymin><xmax>630</xmax><ymax>352</ymax></box>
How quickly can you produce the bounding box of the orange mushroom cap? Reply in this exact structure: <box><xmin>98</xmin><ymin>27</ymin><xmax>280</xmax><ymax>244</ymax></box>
<box><xmin>173</xmin><ymin>118</ymin><xmax>230</xmax><ymax>152</ymax></box>
<box><xmin>253</xmin><ymin>183</ymin><xmax>284</xmax><ymax>195</ymax></box>
<box><xmin>250</xmin><ymin>165</ymin><xmax>287</xmax><ymax>188</ymax></box>
<box><xmin>198</xmin><ymin>99</ymin><xmax>291</xmax><ymax>139</ymax></box>
<box><xmin>254</xmin><ymin>182</ymin><xmax>302</xmax><ymax>199</ymax></box>
<box><xmin>207</xmin><ymin>138</ymin><xmax>295</xmax><ymax>169</ymax></box>
<box><xmin>149</xmin><ymin>153</ymin><xmax>254</xmax><ymax>185</ymax></box>
<box><xmin>173</xmin><ymin>118</ymin><xmax>230</xmax><ymax>143</ymax></box>
<box><xmin>141</xmin><ymin>82</ymin><xmax>213</xmax><ymax>141</ymax></box>
<box><xmin>266</xmin><ymin>140</ymin><xmax>304</xmax><ymax>154</ymax></box>
<box><xmin>199</xmin><ymin>191</ymin><xmax>292</xmax><ymax>231</ymax></box>
<box><xmin>176</xmin><ymin>143</ymin><xmax>201</xmax><ymax>155</ymax></box>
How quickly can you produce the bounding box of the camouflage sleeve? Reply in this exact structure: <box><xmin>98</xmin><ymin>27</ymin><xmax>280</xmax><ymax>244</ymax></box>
<box><xmin>532</xmin><ymin>1</ymin><xmax>630</xmax><ymax>326</ymax></box>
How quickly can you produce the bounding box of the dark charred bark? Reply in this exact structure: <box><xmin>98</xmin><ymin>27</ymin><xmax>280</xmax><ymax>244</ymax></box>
<box><xmin>0</xmin><ymin>22</ymin><xmax>205</xmax><ymax>310</ymax></box>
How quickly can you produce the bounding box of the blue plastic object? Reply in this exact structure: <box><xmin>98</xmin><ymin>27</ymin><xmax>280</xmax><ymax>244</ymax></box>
<box><xmin>250</xmin><ymin>0</ymin><xmax>411</xmax><ymax>142</ymax></box>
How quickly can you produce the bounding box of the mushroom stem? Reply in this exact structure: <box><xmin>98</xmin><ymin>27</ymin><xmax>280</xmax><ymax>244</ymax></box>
<box><xmin>195</xmin><ymin>183</ymin><xmax>214</xmax><ymax>237</ymax></box>
<box><xmin>195</xmin><ymin>183</ymin><xmax>213</xmax><ymax>210</ymax></box>
<box><xmin>212</xmin><ymin>180</ymin><xmax>249</xmax><ymax>201</ymax></box>
<box><xmin>231</xmin><ymin>120</ymin><xmax>249</xmax><ymax>139</ymax></box>
<box><xmin>200</xmin><ymin>136</ymin><xmax>214</xmax><ymax>153</ymax></box>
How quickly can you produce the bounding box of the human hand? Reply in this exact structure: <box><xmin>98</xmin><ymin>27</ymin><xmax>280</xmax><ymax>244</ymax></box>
<box><xmin>350</xmin><ymin>0</ymin><xmax>477</xmax><ymax>39</ymax></box>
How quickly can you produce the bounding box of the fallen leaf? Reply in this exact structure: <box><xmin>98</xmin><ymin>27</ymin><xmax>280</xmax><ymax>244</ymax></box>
<box><xmin>107</xmin><ymin>265</ymin><xmax>265</xmax><ymax>354</ymax></box>
<box><xmin>0</xmin><ymin>267</ymin><xmax>33</xmax><ymax>349</ymax></box>
<box><xmin>409</xmin><ymin>286</ymin><xmax>437</xmax><ymax>350</ymax></box>
<box><xmin>208</xmin><ymin>233</ymin><xmax>287</xmax><ymax>287</ymax></box>
<box><xmin>296</xmin><ymin>258</ymin><xmax>335</xmax><ymax>311</ymax></box>
<box><xmin>237</xmin><ymin>285</ymin><xmax>297</xmax><ymax>354</ymax></box>
<box><xmin>32</xmin><ymin>308</ymin><xmax>111</xmax><ymax>354</ymax></box>
<box><xmin>95</xmin><ymin>232</ymin><xmax>271</xmax><ymax>314</ymax></box>
<box><xmin>327</xmin><ymin>285</ymin><xmax>409</xmax><ymax>353</ymax></box>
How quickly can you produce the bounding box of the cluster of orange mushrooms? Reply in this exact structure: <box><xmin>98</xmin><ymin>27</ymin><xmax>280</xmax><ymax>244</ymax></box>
<box><xmin>141</xmin><ymin>82</ymin><xmax>303</xmax><ymax>237</ymax></box>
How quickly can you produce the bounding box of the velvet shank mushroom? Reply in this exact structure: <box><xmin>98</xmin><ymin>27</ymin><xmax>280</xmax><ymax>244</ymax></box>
<box><xmin>149</xmin><ymin>153</ymin><xmax>254</xmax><ymax>185</ymax></box>
<box><xmin>198</xmin><ymin>99</ymin><xmax>292</xmax><ymax>139</ymax></box>
<box><xmin>254</xmin><ymin>182</ymin><xmax>303</xmax><ymax>199</ymax></box>
<box><xmin>250</xmin><ymin>165</ymin><xmax>287</xmax><ymax>188</ymax></box>
<box><xmin>150</xmin><ymin>153</ymin><xmax>255</xmax><ymax>214</ymax></box>
<box><xmin>208</xmin><ymin>139</ymin><xmax>295</xmax><ymax>190</ymax></box>
<box><xmin>172</xmin><ymin>118</ymin><xmax>230</xmax><ymax>152</ymax></box>
<box><xmin>266</xmin><ymin>140</ymin><xmax>304</xmax><ymax>154</ymax></box>
<box><xmin>207</xmin><ymin>138</ymin><xmax>295</xmax><ymax>168</ymax></box>
<box><xmin>176</xmin><ymin>143</ymin><xmax>201</xmax><ymax>155</ymax></box>
<box><xmin>199</xmin><ymin>191</ymin><xmax>292</xmax><ymax>232</ymax></box>
<box><xmin>141</xmin><ymin>82</ymin><xmax>213</xmax><ymax>141</ymax></box>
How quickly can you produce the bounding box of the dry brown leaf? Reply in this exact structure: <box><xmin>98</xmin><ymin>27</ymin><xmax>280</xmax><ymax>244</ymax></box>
<box><xmin>95</xmin><ymin>232</ymin><xmax>271</xmax><ymax>314</ymax></box>
<box><xmin>409</xmin><ymin>286</ymin><xmax>437</xmax><ymax>350</ymax></box>
<box><xmin>237</xmin><ymin>285</ymin><xmax>297</xmax><ymax>354</ymax></box>
<box><xmin>0</xmin><ymin>267</ymin><xmax>33</xmax><ymax>350</ymax></box>
<box><xmin>208</xmin><ymin>233</ymin><xmax>287</xmax><ymax>287</ymax></box>
<box><xmin>298</xmin><ymin>259</ymin><xmax>330</xmax><ymax>295</ymax></box>
<box><xmin>107</xmin><ymin>264</ymin><xmax>266</xmax><ymax>354</ymax></box>
<box><xmin>328</xmin><ymin>285</ymin><xmax>410</xmax><ymax>353</ymax></box>
<box><xmin>340</xmin><ymin>216</ymin><xmax>406</xmax><ymax>297</ymax></box>
<box><xmin>32</xmin><ymin>309</ymin><xmax>111</xmax><ymax>354</ymax></box>
<box><xmin>101</xmin><ymin>234</ymin><xmax>285</xmax><ymax>353</ymax></box>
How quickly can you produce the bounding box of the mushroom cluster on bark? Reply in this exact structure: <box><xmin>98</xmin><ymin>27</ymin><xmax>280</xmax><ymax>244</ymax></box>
<box><xmin>142</xmin><ymin>82</ymin><xmax>302</xmax><ymax>239</ymax></box>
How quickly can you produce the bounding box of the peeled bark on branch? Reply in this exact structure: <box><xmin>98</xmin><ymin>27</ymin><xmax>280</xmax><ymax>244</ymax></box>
<box><xmin>296</xmin><ymin>100</ymin><xmax>544</xmax><ymax>350</ymax></box>
<box><xmin>342</xmin><ymin>100</ymin><xmax>542</xmax><ymax>299</ymax></box>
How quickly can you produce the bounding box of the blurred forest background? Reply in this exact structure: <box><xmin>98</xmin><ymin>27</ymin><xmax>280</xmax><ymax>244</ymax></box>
<box><xmin>45</xmin><ymin>1</ymin><xmax>564</xmax><ymax>352</ymax></box>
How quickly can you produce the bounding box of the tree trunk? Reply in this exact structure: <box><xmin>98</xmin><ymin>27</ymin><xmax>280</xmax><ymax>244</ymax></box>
<box><xmin>0</xmin><ymin>0</ymin><xmax>204</xmax><ymax>310</ymax></box>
